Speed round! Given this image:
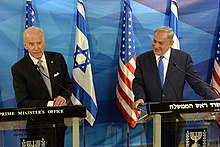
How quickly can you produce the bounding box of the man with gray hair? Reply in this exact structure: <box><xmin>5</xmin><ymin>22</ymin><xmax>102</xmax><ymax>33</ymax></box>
<box><xmin>132</xmin><ymin>26</ymin><xmax>217</xmax><ymax>147</ymax></box>
<box><xmin>12</xmin><ymin>26</ymin><xmax>73</xmax><ymax>147</ymax></box>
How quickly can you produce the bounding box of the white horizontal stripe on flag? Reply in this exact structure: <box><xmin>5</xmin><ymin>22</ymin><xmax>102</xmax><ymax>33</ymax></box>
<box><xmin>116</xmin><ymin>87</ymin><xmax>137</xmax><ymax>121</ymax></box>
<box><xmin>73</xmin><ymin>67</ymin><xmax>97</xmax><ymax>107</ymax></box>
<box><xmin>171</xmin><ymin>2</ymin><xmax>178</xmax><ymax>18</ymax></box>
<box><xmin>119</xmin><ymin>59</ymin><xmax>135</xmax><ymax>82</ymax></box>
<box><xmin>117</xmin><ymin>72</ymin><xmax>134</xmax><ymax>99</ymax></box>
<box><xmin>75</xmin><ymin>27</ymin><xmax>89</xmax><ymax>50</ymax></box>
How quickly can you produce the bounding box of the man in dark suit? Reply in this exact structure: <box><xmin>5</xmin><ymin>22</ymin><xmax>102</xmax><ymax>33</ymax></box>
<box><xmin>11</xmin><ymin>26</ymin><xmax>73</xmax><ymax>147</ymax></box>
<box><xmin>132</xmin><ymin>26</ymin><xmax>217</xmax><ymax>147</ymax></box>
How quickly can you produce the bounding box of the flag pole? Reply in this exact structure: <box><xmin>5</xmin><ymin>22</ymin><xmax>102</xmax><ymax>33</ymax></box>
<box><xmin>127</xmin><ymin>123</ymin><xmax>130</xmax><ymax>147</ymax></box>
<box><xmin>83</xmin><ymin>119</ymin><xmax>86</xmax><ymax>147</ymax></box>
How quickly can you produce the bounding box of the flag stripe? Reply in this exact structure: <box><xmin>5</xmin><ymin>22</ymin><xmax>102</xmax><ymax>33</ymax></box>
<box><xmin>119</xmin><ymin>59</ymin><xmax>135</xmax><ymax>82</ymax></box>
<box><xmin>116</xmin><ymin>86</ymin><xmax>139</xmax><ymax>118</ymax></box>
<box><xmin>73</xmin><ymin>67</ymin><xmax>96</xmax><ymax>102</ymax></box>
<box><xmin>117</xmin><ymin>80</ymin><xmax>133</xmax><ymax>105</ymax></box>
<box><xmin>125</xmin><ymin>56</ymin><xmax>136</xmax><ymax>75</ymax></box>
<box><xmin>118</xmin><ymin>66</ymin><xmax>133</xmax><ymax>91</ymax></box>
<box><xmin>212</xmin><ymin>62</ymin><xmax>220</xmax><ymax>86</ymax></box>
<box><xmin>72</xmin><ymin>79</ymin><xmax>97</xmax><ymax>117</ymax></box>
<box><xmin>76</xmin><ymin>11</ymin><xmax>86</xmax><ymax>36</ymax></box>
<box><xmin>171</xmin><ymin>2</ymin><xmax>178</xmax><ymax>18</ymax></box>
<box><xmin>75</xmin><ymin>28</ymin><xmax>89</xmax><ymax>51</ymax></box>
<box><xmin>116</xmin><ymin>97</ymin><xmax>137</xmax><ymax>128</ymax></box>
<box><xmin>71</xmin><ymin>95</ymin><xmax>95</xmax><ymax>125</ymax></box>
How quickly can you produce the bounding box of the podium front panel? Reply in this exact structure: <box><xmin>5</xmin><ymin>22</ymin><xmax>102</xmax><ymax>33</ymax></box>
<box><xmin>135</xmin><ymin>100</ymin><xmax>220</xmax><ymax>147</ymax></box>
<box><xmin>136</xmin><ymin>112</ymin><xmax>219</xmax><ymax>147</ymax></box>
<box><xmin>0</xmin><ymin>105</ymin><xmax>86</xmax><ymax>147</ymax></box>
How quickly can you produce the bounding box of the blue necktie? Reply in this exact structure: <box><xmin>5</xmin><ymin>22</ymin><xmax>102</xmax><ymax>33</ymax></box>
<box><xmin>158</xmin><ymin>56</ymin><xmax>164</xmax><ymax>87</ymax></box>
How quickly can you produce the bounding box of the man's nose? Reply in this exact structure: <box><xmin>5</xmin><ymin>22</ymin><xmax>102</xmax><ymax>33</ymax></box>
<box><xmin>33</xmin><ymin>44</ymin><xmax>38</xmax><ymax>50</ymax></box>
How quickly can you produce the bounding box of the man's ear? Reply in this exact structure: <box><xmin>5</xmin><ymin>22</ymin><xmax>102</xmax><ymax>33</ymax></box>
<box><xmin>24</xmin><ymin>43</ymin><xmax>28</xmax><ymax>50</ymax></box>
<box><xmin>170</xmin><ymin>39</ymin><xmax>174</xmax><ymax>46</ymax></box>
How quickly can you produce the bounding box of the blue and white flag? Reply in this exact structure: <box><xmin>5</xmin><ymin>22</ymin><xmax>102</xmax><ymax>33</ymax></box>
<box><xmin>25</xmin><ymin>0</ymin><xmax>36</xmax><ymax>28</ymax></box>
<box><xmin>24</xmin><ymin>0</ymin><xmax>36</xmax><ymax>55</ymax></box>
<box><xmin>169</xmin><ymin>0</ymin><xmax>180</xmax><ymax>49</ymax></box>
<box><xmin>71</xmin><ymin>0</ymin><xmax>98</xmax><ymax>126</ymax></box>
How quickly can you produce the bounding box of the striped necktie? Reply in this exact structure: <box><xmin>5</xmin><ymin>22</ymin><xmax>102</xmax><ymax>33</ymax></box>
<box><xmin>37</xmin><ymin>60</ymin><xmax>52</xmax><ymax>98</ymax></box>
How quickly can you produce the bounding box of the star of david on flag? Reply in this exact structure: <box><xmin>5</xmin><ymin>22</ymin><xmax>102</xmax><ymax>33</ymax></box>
<box><xmin>73</xmin><ymin>46</ymin><xmax>90</xmax><ymax>73</ymax></box>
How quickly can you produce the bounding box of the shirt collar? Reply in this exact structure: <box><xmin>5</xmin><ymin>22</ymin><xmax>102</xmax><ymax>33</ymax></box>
<box><xmin>29</xmin><ymin>53</ymin><xmax>46</xmax><ymax>65</ymax></box>
<box><xmin>155</xmin><ymin>48</ymin><xmax>171</xmax><ymax>60</ymax></box>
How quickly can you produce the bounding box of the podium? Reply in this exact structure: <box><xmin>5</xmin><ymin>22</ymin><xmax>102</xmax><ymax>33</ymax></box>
<box><xmin>137</xmin><ymin>100</ymin><xmax>220</xmax><ymax>147</ymax></box>
<box><xmin>0</xmin><ymin>105</ymin><xmax>86</xmax><ymax>147</ymax></box>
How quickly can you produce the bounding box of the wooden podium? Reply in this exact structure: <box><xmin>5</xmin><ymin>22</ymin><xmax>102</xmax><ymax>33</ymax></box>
<box><xmin>137</xmin><ymin>100</ymin><xmax>220</xmax><ymax>147</ymax></box>
<box><xmin>0</xmin><ymin>105</ymin><xmax>86</xmax><ymax>147</ymax></box>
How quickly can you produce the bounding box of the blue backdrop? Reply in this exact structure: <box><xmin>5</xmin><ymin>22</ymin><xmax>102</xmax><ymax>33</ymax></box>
<box><xmin>0</xmin><ymin>0</ymin><xmax>220</xmax><ymax>146</ymax></box>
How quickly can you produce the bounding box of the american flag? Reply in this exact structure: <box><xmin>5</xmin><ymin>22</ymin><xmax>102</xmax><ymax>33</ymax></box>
<box><xmin>71</xmin><ymin>0</ymin><xmax>98</xmax><ymax>126</ymax></box>
<box><xmin>210</xmin><ymin>30</ymin><xmax>220</xmax><ymax>96</ymax></box>
<box><xmin>24</xmin><ymin>0</ymin><xmax>36</xmax><ymax>55</ymax></box>
<box><xmin>169</xmin><ymin>0</ymin><xmax>180</xmax><ymax>49</ymax></box>
<box><xmin>116</xmin><ymin>0</ymin><xmax>139</xmax><ymax>128</ymax></box>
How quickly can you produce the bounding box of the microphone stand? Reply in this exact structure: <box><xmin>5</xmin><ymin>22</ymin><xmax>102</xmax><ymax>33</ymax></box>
<box><xmin>173</xmin><ymin>62</ymin><xmax>220</xmax><ymax>97</ymax></box>
<box><xmin>36</xmin><ymin>65</ymin><xmax>72</xmax><ymax>105</ymax></box>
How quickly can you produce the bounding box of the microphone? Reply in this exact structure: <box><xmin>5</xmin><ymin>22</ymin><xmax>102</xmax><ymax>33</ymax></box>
<box><xmin>173</xmin><ymin>62</ymin><xmax>220</xmax><ymax>96</ymax></box>
<box><xmin>35</xmin><ymin>65</ymin><xmax>72</xmax><ymax>105</ymax></box>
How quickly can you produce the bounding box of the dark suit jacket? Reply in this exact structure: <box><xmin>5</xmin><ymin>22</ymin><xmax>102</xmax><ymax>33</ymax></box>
<box><xmin>11</xmin><ymin>51</ymin><xmax>73</xmax><ymax>108</ymax></box>
<box><xmin>132</xmin><ymin>49</ymin><xmax>217</xmax><ymax>102</ymax></box>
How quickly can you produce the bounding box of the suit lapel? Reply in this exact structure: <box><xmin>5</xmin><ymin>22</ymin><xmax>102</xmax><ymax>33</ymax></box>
<box><xmin>149</xmin><ymin>52</ymin><xmax>161</xmax><ymax>88</ymax></box>
<box><xmin>164</xmin><ymin>49</ymin><xmax>177</xmax><ymax>86</ymax></box>
<box><xmin>26</xmin><ymin>55</ymin><xmax>49</xmax><ymax>93</ymax></box>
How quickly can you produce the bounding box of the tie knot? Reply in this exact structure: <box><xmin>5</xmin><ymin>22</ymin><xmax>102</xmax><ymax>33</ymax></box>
<box><xmin>37</xmin><ymin>60</ymin><xmax>43</xmax><ymax>66</ymax></box>
<box><xmin>37</xmin><ymin>60</ymin><xmax>44</xmax><ymax>71</ymax></box>
<box><xmin>160</xmin><ymin>56</ymin><xmax>164</xmax><ymax>60</ymax></box>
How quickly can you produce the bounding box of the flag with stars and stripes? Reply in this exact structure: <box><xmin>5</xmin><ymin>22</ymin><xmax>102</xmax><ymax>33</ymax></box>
<box><xmin>169</xmin><ymin>0</ymin><xmax>180</xmax><ymax>49</ymax></box>
<box><xmin>210</xmin><ymin>29</ymin><xmax>220</xmax><ymax>97</ymax></box>
<box><xmin>71</xmin><ymin>0</ymin><xmax>98</xmax><ymax>126</ymax></box>
<box><xmin>24</xmin><ymin>0</ymin><xmax>36</xmax><ymax>55</ymax></box>
<box><xmin>116</xmin><ymin>0</ymin><xmax>140</xmax><ymax>128</ymax></box>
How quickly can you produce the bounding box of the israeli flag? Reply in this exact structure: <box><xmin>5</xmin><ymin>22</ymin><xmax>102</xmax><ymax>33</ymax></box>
<box><xmin>71</xmin><ymin>0</ymin><xmax>98</xmax><ymax>126</ymax></box>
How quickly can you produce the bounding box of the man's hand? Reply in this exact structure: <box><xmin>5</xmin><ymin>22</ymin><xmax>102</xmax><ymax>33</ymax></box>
<box><xmin>53</xmin><ymin>96</ymin><xmax>66</xmax><ymax>106</ymax></box>
<box><xmin>132</xmin><ymin>99</ymin><xmax>144</xmax><ymax>109</ymax></box>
